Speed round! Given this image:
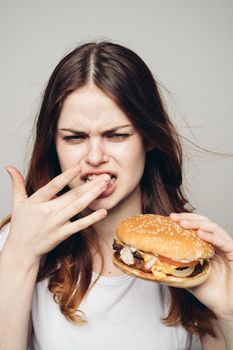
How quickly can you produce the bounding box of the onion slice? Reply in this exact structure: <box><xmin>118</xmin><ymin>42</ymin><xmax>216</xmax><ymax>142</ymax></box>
<box><xmin>169</xmin><ymin>266</ymin><xmax>195</xmax><ymax>277</ymax></box>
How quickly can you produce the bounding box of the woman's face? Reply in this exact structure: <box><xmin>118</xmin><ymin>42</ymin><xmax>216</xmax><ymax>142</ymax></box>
<box><xmin>55</xmin><ymin>85</ymin><xmax>146</xmax><ymax>212</ymax></box>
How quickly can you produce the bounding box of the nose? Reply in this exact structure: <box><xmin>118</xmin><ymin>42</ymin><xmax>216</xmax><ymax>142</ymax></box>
<box><xmin>85</xmin><ymin>137</ymin><xmax>109</xmax><ymax>166</ymax></box>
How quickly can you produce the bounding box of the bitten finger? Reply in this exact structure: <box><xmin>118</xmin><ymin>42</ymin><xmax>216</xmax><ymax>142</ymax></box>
<box><xmin>56</xmin><ymin>180</ymin><xmax>110</xmax><ymax>222</ymax></box>
<box><xmin>51</xmin><ymin>173</ymin><xmax>111</xmax><ymax>211</ymax></box>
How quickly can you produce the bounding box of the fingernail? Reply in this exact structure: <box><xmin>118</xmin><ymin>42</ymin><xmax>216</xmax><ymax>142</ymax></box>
<box><xmin>102</xmin><ymin>174</ymin><xmax>111</xmax><ymax>182</ymax></box>
<box><xmin>100</xmin><ymin>209</ymin><xmax>107</xmax><ymax>218</ymax></box>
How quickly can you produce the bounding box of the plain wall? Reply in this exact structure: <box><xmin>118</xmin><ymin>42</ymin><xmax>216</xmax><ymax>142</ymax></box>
<box><xmin>0</xmin><ymin>1</ymin><xmax>232</xmax><ymax>349</ymax></box>
<box><xmin>0</xmin><ymin>0</ymin><xmax>232</xmax><ymax>232</ymax></box>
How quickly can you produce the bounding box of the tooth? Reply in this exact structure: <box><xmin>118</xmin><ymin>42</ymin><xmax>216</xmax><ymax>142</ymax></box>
<box><xmin>85</xmin><ymin>174</ymin><xmax>98</xmax><ymax>182</ymax></box>
<box><xmin>85</xmin><ymin>173</ymin><xmax>116</xmax><ymax>182</ymax></box>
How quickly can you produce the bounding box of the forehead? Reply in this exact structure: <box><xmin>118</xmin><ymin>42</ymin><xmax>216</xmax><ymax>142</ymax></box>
<box><xmin>58</xmin><ymin>86</ymin><xmax>131</xmax><ymax>129</ymax></box>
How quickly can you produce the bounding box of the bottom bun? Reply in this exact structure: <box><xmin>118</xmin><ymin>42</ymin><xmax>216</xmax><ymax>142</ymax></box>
<box><xmin>112</xmin><ymin>254</ymin><xmax>211</xmax><ymax>288</ymax></box>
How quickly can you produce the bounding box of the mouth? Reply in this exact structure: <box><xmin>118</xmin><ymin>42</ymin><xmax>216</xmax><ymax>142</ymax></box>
<box><xmin>81</xmin><ymin>172</ymin><xmax>118</xmax><ymax>199</ymax></box>
<box><xmin>83</xmin><ymin>173</ymin><xmax>117</xmax><ymax>183</ymax></box>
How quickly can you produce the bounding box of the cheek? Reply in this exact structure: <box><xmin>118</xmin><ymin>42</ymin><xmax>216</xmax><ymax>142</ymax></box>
<box><xmin>117</xmin><ymin>140</ymin><xmax>146</xmax><ymax>177</ymax></box>
<box><xmin>56</xmin><ymin>142</ymin><xmax>81</xmax><ymax>170</ymax></box>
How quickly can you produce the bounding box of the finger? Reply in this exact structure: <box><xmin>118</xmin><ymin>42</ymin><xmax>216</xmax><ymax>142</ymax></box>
<box><xmin>6</xmin><ymin>166</ymin><xmax>28</xmax><ymax>205</ymax></box>
<box><xmin>51</xmin><ymin>173</ymin><xmax>111</xmax><ymax>211</ymax></box>
<box><xmin>57</xmin><ymin>179</ymin><xmax>110</xmax><ymax>222</ymax></box>
<box><xmin>31</xmin><ymin>166</ymin><xmax>81</xmax><ymax>203</ymax></box>
<box><xmin>177</xmin><ymin>219</ymin><xmax>231</xmax><ymax>241</ymax></box>
<box><xmin>197</xmin><ymin>230</ymin><xmax>233</xmax><ymax>260</ymax></box>
<box><xmin>170</xmin><ymin>212</ymin><xmax>209</xmax><ymax>222</ymax></box>
<box><xmin>60</xmin><ymin>209</ymin><xmax>107</xmax><ymax>239</ymax></box>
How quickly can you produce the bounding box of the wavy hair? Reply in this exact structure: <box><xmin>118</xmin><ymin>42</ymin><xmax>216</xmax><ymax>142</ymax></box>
<box><xmin>1</xmin><ymin>41</ymin><xmax>216</xmax><ymax>337</ymax></box>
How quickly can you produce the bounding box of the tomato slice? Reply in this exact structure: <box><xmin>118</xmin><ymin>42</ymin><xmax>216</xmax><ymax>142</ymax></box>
<box><xmin>158</xmin><ymin>255</ymin><xmax>198</xmax><ymax>268</ymax></box>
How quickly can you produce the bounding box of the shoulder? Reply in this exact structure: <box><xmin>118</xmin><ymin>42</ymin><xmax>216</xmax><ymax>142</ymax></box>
<box><xmin>0</xmin><ymin>223</ymin><xmax>11</xmax><ymax>251</ymax></box>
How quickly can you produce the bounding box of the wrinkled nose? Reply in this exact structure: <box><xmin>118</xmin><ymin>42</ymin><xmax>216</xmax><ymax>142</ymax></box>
<box><xmin>85</xmin><ymin>138</ymin><xmax>109</xmax><ymax>166</ymax></box>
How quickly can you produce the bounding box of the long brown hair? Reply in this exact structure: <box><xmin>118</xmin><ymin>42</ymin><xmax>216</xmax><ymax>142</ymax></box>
<box><xmin>1</xmin><ymin>40</ymin><xmax>216</xmax><ymax>337</ymax></box>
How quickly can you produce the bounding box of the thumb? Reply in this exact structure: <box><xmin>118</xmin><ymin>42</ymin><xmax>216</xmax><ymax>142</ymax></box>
<box><xmin>6</xmin><ymin>166</ymin><xmax>28</xmax><ymax>205</ymax></box>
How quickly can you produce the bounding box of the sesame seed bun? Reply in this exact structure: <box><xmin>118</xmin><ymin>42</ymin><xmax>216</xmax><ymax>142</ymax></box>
<box><xmin>117</xmin><ymin>214</ymin><xmax>214</xmax><ymax>261</ymax></box>
<box><xmin>113</xmin><ymin>214</ymin><xmax>215</xmax><ymax>288</ymax></box>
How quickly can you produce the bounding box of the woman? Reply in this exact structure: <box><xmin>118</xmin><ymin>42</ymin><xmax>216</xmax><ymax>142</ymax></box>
<box><xmin>0</xmin><ymin>41</ymin><xmax>232</xmax><ymax>350</ymax></box>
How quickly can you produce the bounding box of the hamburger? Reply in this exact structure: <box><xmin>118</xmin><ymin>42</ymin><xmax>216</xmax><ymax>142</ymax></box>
<box><xmin>112</xmin><ymin>214</ymin><xmax>215</xmax><ymax>288</ymax></box>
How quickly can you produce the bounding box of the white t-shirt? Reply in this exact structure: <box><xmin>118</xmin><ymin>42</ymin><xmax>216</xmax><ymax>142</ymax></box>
<box><xmin>0</xmin><ymin>224</ymin><xmax>201</xmax><ymax>350</ymax></box>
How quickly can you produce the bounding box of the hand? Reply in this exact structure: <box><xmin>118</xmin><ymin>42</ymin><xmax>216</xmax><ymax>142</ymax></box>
<box><xmin>170</xmin><ymin>212</ymin><xmax>233</xmax><ymax>318</ymax></box>
<box><xmin>4</xmin><ymin>165</ymin><xmax>111</xmax><ymax>267</ymax></box>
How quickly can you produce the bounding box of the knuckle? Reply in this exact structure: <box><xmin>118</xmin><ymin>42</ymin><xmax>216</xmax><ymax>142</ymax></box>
<box><xmin>40</xmin><ymin>204</ymin><xmax>53</xmax><ymax>216</ymax></box>
<box><xmin>65</xmin><ymin>221</ymin><xmax>82</xmax><ymax>238</ymax></box>
<box><xmin>73</xmin><ymin>187</ymin><xmax>82</xmax><ymax>197</ymax></box>
<box><xmin>67</xmin><ymin>200</ymin><xmax>85</xmax><ymax>217</ymax></box>
<box><xmin>212</xmin><ymin>223</ymin><xmax>220</xmax><ymax>232</ymax></box>
<box><xmin>51</xmin><ymin>178</ymin><xmax>62</xmax><ymax>190</ymax></box>
<box><xmin>60</xmin><ymin>225</ymin><xmax>73</xmax><ymax>240</ymax></box>
<box><xmin>62</xmin><ymin>172</ymin><xmax>71</xmax><ymax>183</ymax></box>
<box><xmin>74</xmin><ymin>217</ymin><xmax>91</xmax><ymax>232</ymax></box>
<box><xmin>76</xmin><ymin>201</ymin><xmax>86</xmax><ymax>213</ymax></box>
<box><xmin>74</xmin><ymin>221</ymin><xmax>83</xmax><ymax>232</ymax></box>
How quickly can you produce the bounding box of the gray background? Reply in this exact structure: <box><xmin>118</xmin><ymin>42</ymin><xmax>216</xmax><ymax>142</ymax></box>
<box><xmin>0</xmin><ymin>0</ymin><xmax>232</xmax><ymax>236</ymax></box>
<box><xmin>0</xmin><ymin>1</ymin><xmax>232</xmax><ymax>348</ymax></box>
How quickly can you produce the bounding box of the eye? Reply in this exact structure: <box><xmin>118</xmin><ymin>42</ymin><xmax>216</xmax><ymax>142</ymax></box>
<box><xmin>107</xmin><ymin>133</ymin><xmax>131</xmax><ymax>141</ymax></box>
<box><xmin>62</xmin><ymin>135</ymin><xmax>86</xmax><ymax>143</ymax></box>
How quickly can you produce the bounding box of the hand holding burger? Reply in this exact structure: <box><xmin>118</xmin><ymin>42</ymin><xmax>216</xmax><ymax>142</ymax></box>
<box><xmin>113</xmin><ymin>214</ymin><xmax>215</xmax><ymax>288</ymax></box>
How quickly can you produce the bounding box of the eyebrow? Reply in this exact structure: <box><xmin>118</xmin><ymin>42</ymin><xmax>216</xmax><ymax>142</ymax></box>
<box><xmin>58</xmin><ymin>124</ymin><xmax>133</xmax><ymax>134</ymax></box>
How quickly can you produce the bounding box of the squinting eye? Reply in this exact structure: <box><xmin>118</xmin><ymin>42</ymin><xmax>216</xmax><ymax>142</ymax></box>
<box><xmin>62</xmin><ymin>135</ymin><xmax>85</xmax><ymax>143</ymax></box>
<box><xmin>108</xmin><ymin>134</ymin><xmax>130</xmax><ymax>140</ymax></box>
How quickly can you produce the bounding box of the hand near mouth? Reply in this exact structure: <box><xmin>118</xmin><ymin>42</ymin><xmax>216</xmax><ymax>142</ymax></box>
<box><xmin>4</xmin><ymin>166</ymin><xmax>111</xmax><ymax>267</ymax></box>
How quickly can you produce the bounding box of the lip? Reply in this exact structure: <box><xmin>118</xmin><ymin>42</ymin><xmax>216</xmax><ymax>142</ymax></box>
<box><xmin>97</xmin><ymin>177</ymin><xmax>117</xmax><ymax>198</ymax></box>
<box><xmin>81</xmin><ymin>170</ymin><xmax>117</xmax><ymax>181</ymax></box>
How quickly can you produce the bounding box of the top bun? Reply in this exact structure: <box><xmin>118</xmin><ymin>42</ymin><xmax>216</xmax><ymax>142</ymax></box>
<box><xmin>116</xmin><ymin>214</ymin><xmax>214</xmax><ymax>261</ymax></box>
